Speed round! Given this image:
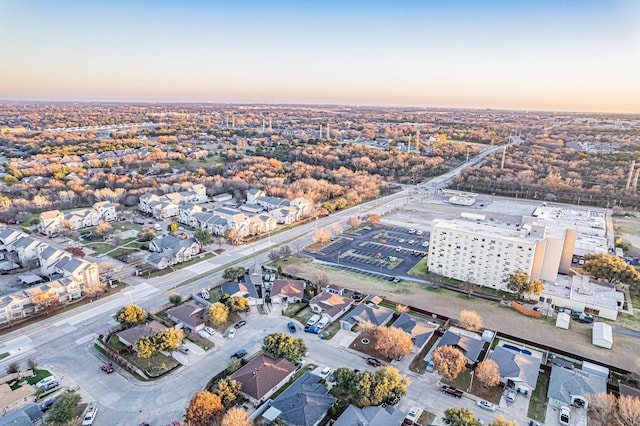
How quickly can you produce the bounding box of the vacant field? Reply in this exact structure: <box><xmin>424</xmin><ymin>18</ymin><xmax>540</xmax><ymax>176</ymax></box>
<box><xmin>613</xmin><ymin>216</ymin><xmax>640</xmax><ymax>257</ymax></box>
<box><xmin>279</xmin><ymin>256</ymin><xmax>640</xmax><ymax>373</ymax></box>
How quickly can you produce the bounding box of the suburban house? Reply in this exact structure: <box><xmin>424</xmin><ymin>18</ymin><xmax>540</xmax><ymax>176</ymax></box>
<box><xmin>37</xmin><ymin>246</ymin><xmax>72</xmax><ymax>277</ymax></box>
<box><xmin>212</xmin><ymin>193</ymin><xmax>233</xmax><ymax>203</ymax></box>
<box><xmin>547</xmin><ymin>364</ymin><xmax>607</xmax><ymax>408</ymax></box>
<box><xmin>0</xmin><ymin>393</ymin><xmax>38</xmax><ymax>424</ymax></box>
<box><xmin>230</xmin><ymin>354</ymin><xmax>296</xmax><ymax>404</ymax></box>
<box><xmin>117</xmin><ymin>320</ymin><xmax>167</xmax><ymax>348</ymax></box>
<box><xmin>38</xmin><ymin>201</ymin><xmax>118</xmax><ymax>236</ymax></box>
<box><xmin>269</xmin><ymin>207</ymin><xmax>300</xmax><ymax>225</ymax></box>
<box><xmin>324</xmin><ymin>284</ymin><xmax>345</xmax><ymax>296</ymax></box>
<box><xmin>248</xmin><ymin>213</ymin><xmax>277</xmax><ymax>234</ymax></box>
<box><xmin>264</xmin><ymin>372</ymin><xmax>336</xmax><ymax>426</ymax></box>
<box><xmin>166</xmin><ymin>301</ymin><xmax>205</xmax><ymax>332</ymax></box>
<box><xmin>490</xmin><ymin>346</ymin><xmax>541</xmax><ymax>393</ymax></box>
<box><xmin>340</xmin><ymin>303</ymin><xmax>394</xmax><ymax>331</ymax></box>
<box><xmin>148</xmin><ymin>235</ymin><xmax>201</xmax><ymax>267</ymax></box>
<box><xmin>434</xmin><ymin>329</ymin><xmax>485</xmax><ymax>364</ymax></box>
<box><xmin>221</xmin><ymin>279</ymin><xmax>262</xmax><ymax>306</ymax></box>
<box><xmin>269</xmin><ymin>279</ymin><xmax>306</xmax><ymax>304</ymax></box>
<box><xmin>309</xmin><ymin>292</ymin><xmax>353</xmax><ymax>322</ymax></box>
<box><xmin>10</xmin><ymin>237</ymin><xmax>44</xmax><ymax>267</ymax></box>
<box><xmin>333</xmin><ymin>405</ymin><xmax>405</xmax><ymax>426</ymax></box>
<box><xmin>53</xmin><ymin>257</ymin><xmax>100</xmax><ymax>287</ymax></box>
<box><xmin>0</xmin><ymin>229</ymin><xmax>25</xmax><ymax>251</ymax></box>
<box><xmin>392</xmin><ymin>313</ymin><xmax>439</xmax><ymax>352</ymax></box>
<box><xmin>178</xmin><ymin>203</ymin><xmax>204</xmax><ymax>226</ymax></box>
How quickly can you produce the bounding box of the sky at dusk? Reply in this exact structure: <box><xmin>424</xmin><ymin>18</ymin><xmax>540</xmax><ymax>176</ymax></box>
<box><xmin>1</xmin><ymin>0</ymin><xmax>639</xmax><ymax>113</ymax></box>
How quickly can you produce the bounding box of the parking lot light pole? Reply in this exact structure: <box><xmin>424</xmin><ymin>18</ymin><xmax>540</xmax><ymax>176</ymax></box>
<box><xmin>337</xmin><ymin>252</ymin><xmax>341</xmax><ymax>265</ymax></box>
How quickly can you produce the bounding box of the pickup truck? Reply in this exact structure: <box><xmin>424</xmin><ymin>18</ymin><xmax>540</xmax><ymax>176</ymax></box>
<box><xmin>441</xmin><ymin>385</ymin><xmax>463</xmax><ymax>398</ymax></box>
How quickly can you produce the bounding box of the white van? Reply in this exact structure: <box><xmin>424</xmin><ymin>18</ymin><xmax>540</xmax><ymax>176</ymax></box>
<box><xmin>154</xmin><ymin>224</ymin><xmax>163</xmax><ymax>232</ymax></box>
<box><xmin>306</xmin><ymin>314</ymin><xmax>320</xmax><ymax>327</ymax></box>
<box><xmin>316</xmin><ymin>315</ymin><xmax>330</xmax><ymax>330</ymax></box>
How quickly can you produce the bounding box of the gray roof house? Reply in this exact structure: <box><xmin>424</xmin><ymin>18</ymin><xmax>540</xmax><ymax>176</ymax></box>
<box><xmin>166</xmin><ymin>300</ymin><xmax>206</xmax><ymax>332</ymax></box>
<box><xmin>220</xmin><ymin>280</ymin><xmax>261</xmax><ymax>305</ymax></box>
<box><xmin>341</xmin><ymin>303</ymin><xmax>394</xmax><ymax>330</ymax></box>
<box><xmin>490</xmin><ymin>346</ymin><xmax>541</xmax><ymax>391</ymax></box>
<box><xmin>435</xmin><ymin>330</ymin><xmax>484</xmax><ymax>364</ymax></box>
<box><xmin>266</xmin><ymin>372</ymin><xmax>336</xmax><ymax>426</ymax></box>
<box><xmin>0</xmin><ymin>403</ymin><xmax>43</xmax><ymax>426</ymax></box>
<box><xmin>333</xmin><ymin>404</ymin><xmax>404</xmax><ymax>426</ymax></box>
<box><xmin>117</xmin><ymin>320</ymin><xmax>167</xmax><ymax>348</ymax></box>
<box><xmin>393</xmin><ymin>313</ymin><xmax>439</xmax><ymax>352</ymax></box>
<box><xmin>547</xmin><ymin>364</ymin><xmax>607</xmax><ymax>408</ymax></box>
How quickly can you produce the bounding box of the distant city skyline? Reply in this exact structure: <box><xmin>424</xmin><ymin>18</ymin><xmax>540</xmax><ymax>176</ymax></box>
<box><xmin>1</xmin><ymin>0</ymin><xmax>639</xmax><ymax>113</ymax></box>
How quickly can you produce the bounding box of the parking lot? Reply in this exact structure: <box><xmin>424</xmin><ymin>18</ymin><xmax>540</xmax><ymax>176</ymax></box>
<box><xmin>307</xmin><ymin>225</ymin><xmax>429</xmax><ymax>278</ymax></box>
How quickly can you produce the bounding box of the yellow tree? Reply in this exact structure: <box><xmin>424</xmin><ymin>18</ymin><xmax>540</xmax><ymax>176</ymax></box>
<box><xmin>475</xmin><ymin>359</ymin><xmax>500</xmax><ymax>387</ymax></box>
<box><xmin>116</xmin><ymin>304</ymin><xmax>147</xmax><ymax>326</ymax></box>
<box><xmin>215</xmin><ymin>378</ymin><xmax>242</xmax><ymax>408</ymax></box>
<box><xmin>229</xmin><ymin>296</ymin><xmax>249</xmax><ymax>313</ymax></box>
<box><xmin>432</xmin><ymin>345</ymin><xmax>467</xmax><ymax>380</ymax></box>
<box><xmin>221</xmin><ymin>407</ymin><xmax>252</xmax><ymax>426</ymax></box>
<box><xmin>374</xmin><ymin>326</ymin><xmax>413</xmax><ymax>361</ymax></box>
<box><xmin>208</xmin><ymin>303</ymin><xmax>229</xmax><ymax>325</ymax></box>
<box><xmin>490</xmin><ymin>416</ymin><xmax>519</xmax><ymax>426</ymax></box>
<box><xmin>135</xmin><ymin>336</ymin><xmax>157</xmax><ymax>359</ymax></box>
<box><xmin>185</xmin><ymin>391</ymin><xmax>224</xmax><ymax>426</ymax></box>
<box><xmin>459</xmin><ymin>309</ymin><xmax>483</xmax><ymax>332</ymax></box>
<box><xmin>156</xmin><ymin>327</ymin><xmax>184</xmax><ymax>351</ymax></box>
<box><xmin>95</xmin><ymin>221</ymin><xmax>112</xmax><ymax>235</ymax></box>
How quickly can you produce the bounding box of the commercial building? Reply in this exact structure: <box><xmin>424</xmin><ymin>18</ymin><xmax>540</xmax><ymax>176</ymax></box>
<box><xmin>428</xmin><ymin>217</ymin><xmax>576</xmax><ymax>290</ymax></box>
<box><xmin>541</xmin><ymin>275</ymin><xmax>622</xmax><ymax>320</ymax></box>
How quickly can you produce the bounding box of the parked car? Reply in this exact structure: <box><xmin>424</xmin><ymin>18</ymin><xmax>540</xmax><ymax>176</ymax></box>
<box><xmin>287</xmin><ymin>322</ymin><xmax>297</xmax><ymax>333</ymax></box>
<box><xmin>477</xmin><ymin>400</ymin><xmax>496</xmax><ymax>412</ymax></box>
<box><xmin>366</xmin><ymin>357</ymin><xmax>382</xmax><ymax>367</ymax></box>
<box><xmin>40</xmin><ymin>397</ymin><xmax>58</xmax><ymax>412</ymax></box>
<box><xmin>234</xmin><ymin>320</ymin><xmax>247</xmax><ymax>329</ymax></box>
<box><xmin>416</xmin><ymin>230</ymin><xmax>423</xmax><ymax>235</ymax></box>
<box><xmin>319</xmin><ymin>367</ymin><xmax>332</xmax><ymax>379</ymax></box>
<box><xmin>178</xmin><ymin>345</ymin><xmax>190</xmax><ymax>354</ymax></box>
<box><xmin>82</xmin><ymin>403</ymin><xmax>98</xmax><ymax>426</ymax></box>
<box><xmin>559</xmin><ymin>406</ymin><xmax>571</xmax><ymax>426</ymax></box>
<box><xmin>204</xmin><ymin>326</ymin><xmax>216</xmax><ymax>335</ymax></box>
<box><xmin>374</xmin><ymin>253</ymin><xmax>382</xmax><ymax>259</ymax></box>
<box><xmin>404</xmin><ymin>407</ymin><xmax>421</xmax><ymax>425</ymax></box>
<box><xmin>506</xmin><ymin>389</ymin><xmax>517</xmax><ymax>403</ymax></box>
<box><xmin>230</xmin><ymin>349</ymin><xmax>247</xmax><ymax>359</ymax></box>
<box><xmin>35</xmin><ymin>376</ymin><xmax>57</xmax><ymax>389</ymax></box>
<box><xmin>101</xmin><ymin>363</ymin><xmax>114</xmax><ymax>374</ymax></box>
<box><xmin>441</xmin><ymin>385</ymin><xmax>463</xmax><ymax>398</ymax></box>
<box><xmin>426</xmin><ymin>361</ymin><xmax>434</xmax><ymax>372</ymax></box>
<box><xmin>198</xmin><ymin>330</ymin><xmax>211</xmax><ymax>338</ymax></box>
<box><xmin>228</xmin><ymin>329</ymin><xmax>236</xmax><ymax>339</ymax></box>
<box><xmin>42</xmin><ymin>381</ymin><xmax>59</xmax><ymax>391</ymax></box>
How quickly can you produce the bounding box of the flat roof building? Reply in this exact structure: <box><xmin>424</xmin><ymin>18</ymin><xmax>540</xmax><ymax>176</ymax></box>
<box><xmin>541</xmin><ymin>275</ymin><xmax>622</xmax><ymax>320</ymax></box>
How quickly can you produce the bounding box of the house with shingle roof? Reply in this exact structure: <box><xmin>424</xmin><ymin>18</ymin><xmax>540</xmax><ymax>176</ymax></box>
<box><xmin>434</xmin><ymin>329</ymin><xmax>485</xmax><ymax>364</ymax></box>
<box><xmin>148</xmin><ymin>235</ymin><xmax>201</xmax><ymax>268</ymax></box>
<box><xmin>220</xmin><ymin>280</ymin><xmax>261</xmax><ymax>305</ymax></box>
<box><xmin>393</xmin><ymin>313</ymin><xmax>439</xmax><ymax>352</ymax></box>
<box><xmin>547</xmin><ymin>364</ymin><xmax>606</xmax><ymax>409</ymax></box>
<box><xmin>270</xmin><ymin>279</ymin><xmax>305</xmax><ymax>304</ymax></box>
<box><xmin>341</xmin><ymin>303</ymin><xmax>394</xmax><ymax>331</ymax></box>
<box><xmin>0</xmin><ymin>229</ymin><xmax>26</xmax><ymax>250</ymax></box>
<box><xmin>166</xmin><ymin>301</ymin><xmax>205</xmax><ymax>332</ymax></box>
<box><xmin>230</xmin><ymin>354</ymin><xmax>296</xmax><ymax>403</ymax></box>
<box><xmin>117</xmin><ymin>320</ymin><xmax>167</xmax><ymax>348</ymax></box>
<box><xmin>37</xmin><ymin>246</ymin><xmax>71</xmax><ymax>277</ymax></box>
<box><xmin>490</xmin><ymin>346</ymin><xmax>541</xmax><ymax>393</ymax></box>
<box><xmin>333</xmin><ymin>404</ymin><xmax>404</xmax><ymax>426</ymax></box>
<box><xmin>11</xmin><ymin>237</ymin><xmax>44</xmax><ymax>267</ymax></box>
<box><xmin>265</xmin><ymin>372</ymin><xmax>336</xmax><ymax>426</ymax></box>
<box><xmin>309</xmin><ymin>292</ymin><xmax>353</xmax><ymax>322</ymax></box>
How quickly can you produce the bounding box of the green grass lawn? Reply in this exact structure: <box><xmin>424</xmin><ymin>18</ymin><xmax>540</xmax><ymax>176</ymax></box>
<box><xmin>441</xmin><ymin>369</ymin><xmax>472</xmax><ymax>391</ymax></box>
<box><xmin>0</xmin><ymin>352</ymin><xmax>9</xmax><ymax>360</ymax></box>
<box><xmin>107</xmin><ymin>334</ymin><xmax>127</xmax><ymax>351</ymax></box>
<box><xmin>528</xmin><ymin>366</ymin><xmax>550</xmax><ymax>423</ymax></box>
<box><xmin>408</xmin><ymin>258</ymin><xmax>429</xmax><ymax>278</ymax></box>
<box><xmin>112</xmin><ymin>222</ymin><xmax>143</xmax><ymax>232</ymax></box>
<box><xmin>83</xmin><ymin>242</ymin><xmax>114</xmax><ymax>254</ymax></box>
<box><xmin>26</xmin><ymin>369</ymin><xmax>52</xmax><ymax>385</ymax></box>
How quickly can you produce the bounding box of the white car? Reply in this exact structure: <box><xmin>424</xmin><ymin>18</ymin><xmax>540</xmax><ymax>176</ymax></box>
<box><xmin>35</xmin><ymin>376</ymin><xmax>57</xmax><ymax>389</ymax></box>
<box><xmin>404</xmin><ymin>407</ymin><xmax>421</xmax><ymax>425</ymax></box>
<box><xmin>204</xmin><ymin>326</ymin><xmax>216</xmax><ymax>335</ymax></box>
<box><xmin>228</xmin><ymin>329</ymin><xmax>236</xmax><ymax>339</ymax></box>
<box><xmin>319</xmin><ymin>367</ymin><xmax>331</xmax><ymax>378</ymax></box>
<box><xmin>416</xmin><ymin>230</ymin><xmax>423</xmax><ymax>235</ymax></box>
<box><xmin>82</xmin><ymin>404</ymin><xmax>98</xmax><ymax>426</ymax></box>
<box><xmin>476</xmin><ymin>400</ymin><xmax>496</xmax><ymax>412</ymax></box>
<box><xmin>198</xmin><ymin>330</ymin><xmax>210</xmax><ymax>338</ymax></box>
<box><xmin>559</xmin><ymin>406</ymin><xmax>571</xmax><ymax>426</ymax></box>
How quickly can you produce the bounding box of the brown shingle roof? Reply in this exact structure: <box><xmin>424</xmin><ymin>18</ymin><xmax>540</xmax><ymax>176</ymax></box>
<box><xmin>271</xmin><ymin>279</ymin><xmax>305</xmax><ymax>298</ymax></box>
<box><xmin>230</xmin><ymin>354</ymin><xmax>296</xmax><ymax>400</ymax></box>
<box><xmin>117</xmin><ymin>320</ymin><xmax>166</xmax><ymax>347</ymax></box>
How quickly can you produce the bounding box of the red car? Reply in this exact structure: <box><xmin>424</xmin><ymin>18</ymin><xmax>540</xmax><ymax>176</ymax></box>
<box><xmin>101</xmin><ymin>363</ymin><xmax>114</xmax><ymax>374</ymax></box>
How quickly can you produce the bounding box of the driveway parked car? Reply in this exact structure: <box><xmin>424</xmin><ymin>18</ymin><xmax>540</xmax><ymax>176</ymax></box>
<box><xmin>178</xmin><ymin>345</ymin><xmax>190</xmax><ymax>354</ymax></box>
<box><xmin>366</xmin><ymin>357</ymin><xmax>382</xmax><ymax>367</ymax></box>
<box><xmin>42</xmin><ymin>381</ymin><xmax>59</xmax><ymax>391</ymax></box>
<box><xmin>228</xmin><ymin>329</ymin><xmax>236</xmax><ymax>339</ymax></box>
<box><xmin>319</xmin><ymin>367</ymin><xmax>331</xmax><ymax>379</ymax></box>
<box><xmin>559</xmin><ymin>406</ymin><xmax>571</xmax><ymax>426</ymax></box>
<box><xmin>476</xmin><ymin>400</ymin><xmax>496</xmax><ymax>411</ymax></box>
<box><xmin>287</xmin><ymin>322</ymin><xmax>297</xmax><ymax>333</ymax></box>
<box><xmin>234</xmin><ymin>320</ymin><xmax>247</xmax><ymax>329</ymax></box>
<box><xmin>204</xmin><ymin>326</ymin><xmax>216</xmax><ymax>335</ymax></box>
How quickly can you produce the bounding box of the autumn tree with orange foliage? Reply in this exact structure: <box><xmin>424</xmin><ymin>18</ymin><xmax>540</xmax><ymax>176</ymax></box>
<box><xmin>221</xmin><ymin>407</ymin><xmax>252</xmax><ymax>426</ymax></box>
<box><xmin>432</xmin><ymin>345</ymin><xmax>467</xmax><ymax>380</ymax></box>
<box><xmin>185</xmin><ymin>391</ymin><xmax>224</xmax><ymax>426</ymax></box>
<box><xmin>475</xmin><ymin>359</ymin><xmax>500</xmax><ymax>387</ymax></box>
<box><xmin>374</xmin><ymin>326</ymin><xmax>413</xmax><ymax>361</ymax></box>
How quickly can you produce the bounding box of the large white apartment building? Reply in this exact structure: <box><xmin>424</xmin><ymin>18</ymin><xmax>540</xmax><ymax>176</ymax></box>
<box><xmin>428</xmin><ymin>218</ymin><xmax>576</xmax><ymax>290</ymax></box>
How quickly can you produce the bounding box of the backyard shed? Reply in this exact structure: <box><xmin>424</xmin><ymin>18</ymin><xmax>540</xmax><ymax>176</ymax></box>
<box><xmin>592</xmin><ymin>322</ymin><xmax>613</xmax><ymax>349</ymax></box>
<box><xmin>556</xmin><ymin>312</ymin><xmax>570</xmax><ymax>329</ymax></box>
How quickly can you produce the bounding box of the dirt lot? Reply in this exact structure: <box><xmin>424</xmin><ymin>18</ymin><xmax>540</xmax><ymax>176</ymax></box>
<box><xmin>280</xmin><ymin>256</ymin><xmax>640</xmax><ymax>373</ymax></box>
<box><xmin>613</xmin><ymin>215</ymin><xmax>640</xmax><ymax>257</ymax></box>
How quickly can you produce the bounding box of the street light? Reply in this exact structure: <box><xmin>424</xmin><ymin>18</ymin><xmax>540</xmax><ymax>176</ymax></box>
<box><xmin>337</xmin><ymin>252</ymin><xmax>341</xmax><ymax>265</ymax></box>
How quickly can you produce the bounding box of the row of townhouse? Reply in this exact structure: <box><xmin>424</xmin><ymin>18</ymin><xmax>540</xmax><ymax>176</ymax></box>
<box><xmin>145</xmin><ymin>235</ymin><xmax>201</xmax><ymax>270</ymax></box>
<box><xmin>0</xmin><ymin>229</ymin><xmax>100</xmax><ymax>326</ymax></box>
<box><xmin>176</xmin><ymin>189</ymin><xmax>312</xmax><ymax>239</ymax></box>
<box><xmin>38</xmin><ymin>201</ymin><xmax>118</xmax><ymax>237</ymax></box>
<box><xmin>138</xmin><ymin>184</ymin><xmax>208</xmax><ymax>219</ymax></box>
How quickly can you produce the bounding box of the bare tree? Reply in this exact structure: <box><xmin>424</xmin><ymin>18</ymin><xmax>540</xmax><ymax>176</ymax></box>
<box><xmin>347</xmin><ymin>216</ymin><xmax>360</xmax><ymax>228</ymax></box>
<box><xmin>618</xmin><ymin>395</ymin><xmax>640</xmax><ymax>426</ymax></box>
<box><xmin>459</xmin><ymin>309</ymin><xmax>483</xmax><ymax>331</ymax></box>
<box><xmin>27</xmin><ymin>358</ymin><xmax>38</xmax><ymax>370</ymax></box>
<box><xmin>6</xmin><ymin>362</ymin><xmax>19</xmax><ymax>374</ymax></box>
<box><xmin>396</xmin><ymin>304</ymin><xmax>409</xmax><ymax>315</ymax></box>
<box><xmin>313</xmin><ymin>271</ymin><xmax>329</xmax><ymax>293</ymax></box>
<box><xmin>586</xmin><ymin>393</ymin><xmax>619</xmax><ymax>426</ymax></box>
<box><xmin>358</xmin><ymin>320</ymin><xmax>377</xmax><ymax>337</ymax></box>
